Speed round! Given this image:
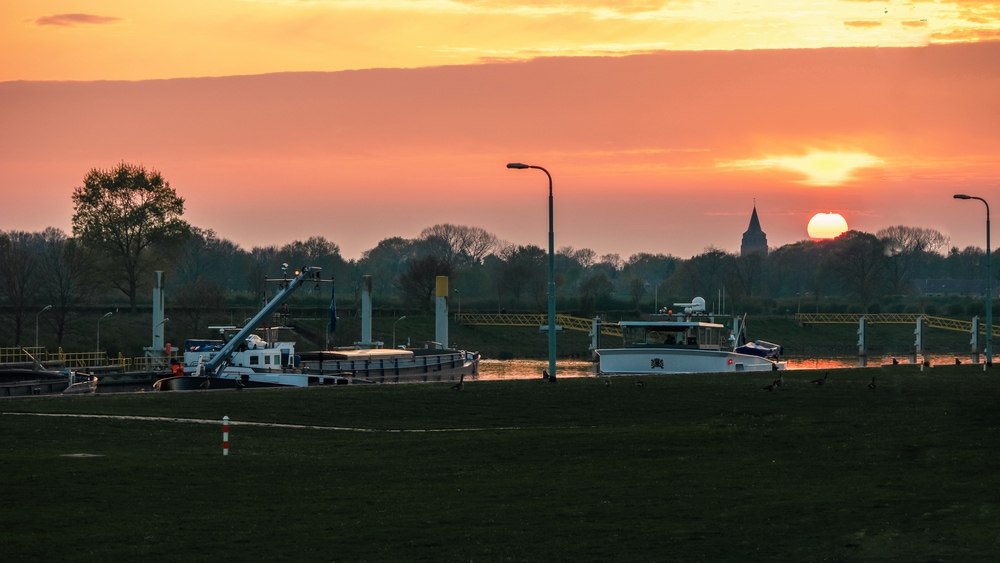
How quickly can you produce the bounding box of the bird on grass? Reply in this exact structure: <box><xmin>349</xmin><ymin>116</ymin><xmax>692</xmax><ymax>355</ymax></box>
<box><xmin>761</xmin><ymin>380</ymin><xmax>779</xmax><ymax>392</ymax></box>
<box><xmin>604</xmin><ymin>379</ymin><xmax>612</xmax><ymax>387</ymax></box>
<box><xmin>450</xmin><ymin>374</ymin><xmax>465</xmax><ymax>391</ymax></box>
<box><xmin>776</xmin><ymin>374</ymin><xmax>784</xmax><ymax>387</ymax></box>
<box><xmin>811</xmin><ymin>371</ymin><xmax>828</xmax><ymax>386</ymax></box>
<box><xmin>199</xmin><ymin>377</ymin><xmax>211</xmax><ymax>391</ymax></box>
<box><xmin>868</xmin><ymin>377</ymin><xmax>876</xmax><ymax>392</ymax></box>
<box><xmin>635</xmin><ymin>380</ymin><xmax>646</xmax><ymax>387</ymax></box>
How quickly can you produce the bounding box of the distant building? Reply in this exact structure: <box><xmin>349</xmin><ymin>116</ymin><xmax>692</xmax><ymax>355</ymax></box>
<box><xmin>741</xmin><ymin>205</ymin><xmax>768</xmax><ymax>256</ymax></box>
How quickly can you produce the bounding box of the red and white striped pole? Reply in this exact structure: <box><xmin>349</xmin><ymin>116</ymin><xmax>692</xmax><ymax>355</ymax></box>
<box><xmin>223</xmin><ymin>416</ymin><xmax>229</xmax><ymax>456</ymax></box>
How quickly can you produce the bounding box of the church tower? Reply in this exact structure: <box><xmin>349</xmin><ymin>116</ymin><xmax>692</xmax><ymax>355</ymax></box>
<box><xmin>741</xmin><ymin>205</ymin><xmax>768</xmax><ymax>256</ymax></box>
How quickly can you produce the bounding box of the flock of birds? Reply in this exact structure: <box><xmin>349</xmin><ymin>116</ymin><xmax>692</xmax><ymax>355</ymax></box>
<box><xmin>759</xmin><ymin>371</ymin><xmax>877</xmax><ymax>392</ymax></box>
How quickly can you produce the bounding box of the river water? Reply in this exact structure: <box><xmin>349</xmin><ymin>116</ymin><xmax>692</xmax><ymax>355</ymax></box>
<box><xmin>478</xmin><ymin>354</ymin><xmax>986</xmax><ymax>380</ymax></box>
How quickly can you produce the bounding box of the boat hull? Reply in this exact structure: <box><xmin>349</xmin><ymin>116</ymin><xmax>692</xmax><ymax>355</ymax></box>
<box><xmin>597</xmin><ymin>348</ymin><xmax>784</xmax><ymax>375</ymax></box>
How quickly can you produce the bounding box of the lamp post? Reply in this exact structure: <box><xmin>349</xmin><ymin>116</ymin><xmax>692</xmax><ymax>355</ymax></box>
<box><xmin>955</xmin><ymin>194</ymin><xmax>992</xmax><ymax>366</ymax></box>
<box><xmin>455</xmin><ymin>289</ymin><xmax>461</xmax><ymax>320</ymax></box>
<box><xmin>97</xmin><ymin>312</ymin><xmax>113</xmax><ymax>355</ymax></box>
<box><xmin>154</xmin><ymin>318</ymin><xmax>169</xmax><ymax>342</ymax></box>
<box><xmin>393</xmin><ymin>316</ymin><xmax>406</xmax><ymax>349</ymax></box>
<box><xmin>35</xmin><ymin>304</ymin><xmax>52</xmax><ymax>351</ymax></box>
<box><xmin>507</xmin><ymin>162</ymin><xmax>556</xmax><ymax>380</ymax></box>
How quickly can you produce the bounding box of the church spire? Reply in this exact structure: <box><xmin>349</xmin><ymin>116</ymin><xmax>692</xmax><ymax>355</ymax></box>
<box><xmin>741</xmin><ymin>203</ymin><xmax>768</xmax><ymax>256</ymax></box>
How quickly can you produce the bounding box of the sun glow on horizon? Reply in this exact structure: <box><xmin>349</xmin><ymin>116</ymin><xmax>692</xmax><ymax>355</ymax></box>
<box><xmin>720</xmin><ymin>151</ymin><xmax>883</xmax><ymax>185</ymax></box>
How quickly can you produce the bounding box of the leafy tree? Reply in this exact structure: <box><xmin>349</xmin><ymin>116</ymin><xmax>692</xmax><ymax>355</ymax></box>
<box><xmin>71</xmin><ymin>162</ymin><xmax>191</xmax><ymax>312</ymax></box>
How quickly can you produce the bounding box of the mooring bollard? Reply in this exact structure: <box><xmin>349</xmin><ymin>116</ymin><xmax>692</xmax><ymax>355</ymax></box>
<box><xmin>223</xmin><ymin>416</ymin><xmax>229</xmax><ymax>456</ymax></box>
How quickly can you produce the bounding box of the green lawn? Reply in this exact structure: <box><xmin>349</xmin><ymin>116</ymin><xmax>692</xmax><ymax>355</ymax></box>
<box><xmin>2</xmin><ymin>366</ymin><xmax>999</xmax><ymax>562</ymax></box>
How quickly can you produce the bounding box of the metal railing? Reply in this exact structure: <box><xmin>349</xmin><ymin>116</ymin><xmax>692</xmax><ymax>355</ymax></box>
<box><xmin>0</xmin><ymin>346</ymin><xmax>172</xmax><ymax>372</ymax></box>
<box><xmin>455</xmin><ymin>313</ymin><xmax>622</xmax><ymax>338</ymax></box>
<box><xmin>795</xmin><ymin>313</ymin><xmax>1000</xmax><ymax>337</ymax></box>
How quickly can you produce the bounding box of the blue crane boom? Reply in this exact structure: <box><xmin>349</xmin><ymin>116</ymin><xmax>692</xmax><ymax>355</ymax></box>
<box><xmin>203</xmin><ymin>266</ymin><xmax>320</xmax><ymax>376</ymax></box>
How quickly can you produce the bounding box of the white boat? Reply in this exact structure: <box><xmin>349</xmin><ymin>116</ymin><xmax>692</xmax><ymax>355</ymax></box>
<box><xmin>172</xmin><ymin>329</ymin><xmax>351</xmax><ymax>388</ymax></box>
<box><xmin>595</xmin><ymin>297</ymin><xmax>786</xmax><ymax>375</ymax></box>
<box><xmin>153</xmin><ymin>266</ymin><xmax>478</xmax><ymax>391</ymax></box>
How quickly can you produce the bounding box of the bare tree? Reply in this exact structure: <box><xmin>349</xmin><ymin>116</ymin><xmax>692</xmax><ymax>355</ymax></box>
<box><xmin>0</xmin><ymin>231</ymin><xmax>44</xmax><ymax>345</ymax></box>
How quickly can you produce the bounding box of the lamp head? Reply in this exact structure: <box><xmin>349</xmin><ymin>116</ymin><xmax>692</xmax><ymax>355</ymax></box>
<box><xmin>101</xmin><ymin>312</ymin><xmax>113</xmax><ymax>320</ymax></box>
<box><xmin>507</xmin><ymin>163</ymin><xmax>529</xmax><ymax>169</ymax></box>
<box><xmin>41</xmin><ymin>304</ymin><xmax>52</xmax><ymax>313</ymax></box>
<box><xmin>954</xmin><ymin>194</ymin><xmax>972</xmax><ymax>199</ymax></box>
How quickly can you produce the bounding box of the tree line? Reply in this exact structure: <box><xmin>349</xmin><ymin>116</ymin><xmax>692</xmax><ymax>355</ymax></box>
<box><xmin>1</xmin><ymin>163</ymin><xmax>993</xmax><ymax>347</ymax></box>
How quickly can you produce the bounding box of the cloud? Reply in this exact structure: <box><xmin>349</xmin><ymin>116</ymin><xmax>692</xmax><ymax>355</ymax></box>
<box><xmin>35</xmin><ymin>14</ymin><xmax>121</xmax><ymax>27</ymax></box>
<box><xmin>843</xmin><ymin>20</ymin><xmax>882</xmax><ymax>28</ymax></box>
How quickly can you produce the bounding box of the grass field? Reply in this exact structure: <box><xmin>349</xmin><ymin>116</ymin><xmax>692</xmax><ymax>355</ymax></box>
<box><xmin>2</xmin><ymin>366</ymin><xmax>999</xmax><ymax>562</ymax></box>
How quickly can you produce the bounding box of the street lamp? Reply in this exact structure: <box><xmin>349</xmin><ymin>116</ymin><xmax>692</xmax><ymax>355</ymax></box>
<box><xmin>955</xmin><ymin>194</ymin><xmax>992</xmax><ymax>366</ymax></box>
<box><xmin>393</xmin><ymin>316</ymin><xmax>406</xmax><ymax>349</ymax></box>
<box><xmin>35</xmin><ymin>304</ymin><xmax>52</xmax><ymax>351</ymax></box>
<box><xmin>455</xmin><ymin>289</ymin><xmax>461</xmax><ymax>320</ymax></box>
<box><xmin>154</xmin><ymin>318</ymin><xmax>169</xmax><ymax>340</ymax></box>
<box><xmin>507</xmin><ymin>162</ymin><xmax>556</xmax><ymax>380</ymax></box>
<box><xmin>96</xmin><ymin>312</ymin><xmax>113</xmax><ymax>355</ymax></box>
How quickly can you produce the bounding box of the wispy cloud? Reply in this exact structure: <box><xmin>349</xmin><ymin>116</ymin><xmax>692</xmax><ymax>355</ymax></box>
<box><xmin>844</xmin><ymin>20</ymin><xmax>882</xmax><ymax>28</ymax></box>
<box><xmin>35</xmin><ymin>14</ymin><xmax>121</xmax><ymax>27</ymax></box>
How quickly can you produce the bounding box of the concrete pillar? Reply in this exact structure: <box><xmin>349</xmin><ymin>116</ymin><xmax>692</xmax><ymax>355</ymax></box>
<box><xmin>435</xmin><ymin>276</ymin><xmax>448</xmax><ymax>350</ymax></box>
<box><xmin>359</xmin><ymin>275</ymin><xmax>374</xmax><ymax>348</ymax></box>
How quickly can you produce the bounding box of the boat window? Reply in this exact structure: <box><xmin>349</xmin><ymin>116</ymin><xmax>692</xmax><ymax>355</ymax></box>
<box><xmin>264</xmin><ymin>355</ymin><xmax>271</xmax><ymax>365</ymax></box>
<box><xmin>249</xmin><ymin>355</ymin><xmax>259</xmax><ymax>365</ymax></box>
<box><xmin>274</xmin><ymin>355</ymin><xmax>280</xmax><ymax>365</ymax></box>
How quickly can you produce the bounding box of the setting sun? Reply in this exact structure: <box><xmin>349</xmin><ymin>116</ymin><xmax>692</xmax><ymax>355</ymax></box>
<box><xmin>807</xmin><ymin>213</ymin><xmax>850</xmax><ymax>239</ymax></box>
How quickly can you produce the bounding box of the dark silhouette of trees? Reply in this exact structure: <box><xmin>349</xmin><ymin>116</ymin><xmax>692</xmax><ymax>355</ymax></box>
<box><xmin>826</xmin><ymin>231</ymin><xmax>886</xmax><ymax>312</ymax></box>
<box><xmin>0</xmin><ymin>231</ymin><xmax>44</xmax><ymax>345</ymax></box>
<box><xmin>397</xmin><ymin>255</ymin><xmax>454</xmax><ymax>309</ymax></box>
<box><xmin>497</xmin><ymin>245</ymin><xmax>547</xmax><ymax>305</ymax></box>
<box><xmin>878</xmin><ymin>226</ymin><xmax>949</xmax><ymax>295</ymax></box>
<box><xmin>38</xmin><ymin>228</ymin><xmax>94</xmax><ymax>346</ymax></box>
<box><xmin>71</xmin><ymin>162</ymin><xmax>191</xmax><ymax>312</ymax></box>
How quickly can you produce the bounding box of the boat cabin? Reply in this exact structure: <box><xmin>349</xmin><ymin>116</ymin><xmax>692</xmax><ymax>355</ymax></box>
<box><xmin>618</xmin><ymin>321</ymin><xmax>727</xmax><ymax>350</ymax></box>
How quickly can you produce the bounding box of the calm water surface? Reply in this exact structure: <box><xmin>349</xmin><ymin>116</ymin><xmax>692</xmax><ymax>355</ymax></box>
<box><xmin>478</xmin><ymin>354</ymin><xmax>985</xmax><ymax>380</ymax></box>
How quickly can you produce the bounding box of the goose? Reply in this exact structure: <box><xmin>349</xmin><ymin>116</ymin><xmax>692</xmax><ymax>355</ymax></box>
<box><xmin>450</xmin><ymin>374</ymin><xmax>465</xmax><ymax>391</ymax></box>
<box><xmin>761</xmin><ymin>381</ymin><xmax>778</xmax><ymax>392</ymax></box>
<box><xmin>199</xmin><ymin>377</ymin><xmax>211</xmax><ymax>391</ymax></box>
<box><xmin>635</xmin><ymin>380</ymin><xmax>646</xmax><ymax>387</ymax></box>
<box><xmin>868</xmin><ymin>377</ymin><xmax>876</xmax><ymax>392</ymax></box>
<box><xmin>776</xmin><ymin>374</ymin><xmax>784</xmax><ymax>387</ymax></box>
<box><xmin>604</xmin><ymin>379</ymin><xmax>612</xmax><ymax>387</ymax></box>
<box><xmin>811</xmin><ymin>371</ymin><xmax>828</xmax><ymax>386</ymax></box>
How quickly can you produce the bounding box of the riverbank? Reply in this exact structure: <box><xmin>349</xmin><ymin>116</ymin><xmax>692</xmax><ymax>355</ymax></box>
<box><xmin>3</xmin><ymin>365</ymin><xmax>997</xmax><ymax>561</ymax></box>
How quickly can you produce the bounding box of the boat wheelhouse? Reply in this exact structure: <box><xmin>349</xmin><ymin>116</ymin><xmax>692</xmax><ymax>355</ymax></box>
<box><xmin>595</xmin><ymin>297</ymin><xmax>785</xmax><ymax>375</ymax></box>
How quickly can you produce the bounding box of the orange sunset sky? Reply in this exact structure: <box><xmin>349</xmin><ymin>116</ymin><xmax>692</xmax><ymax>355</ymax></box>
<box><xmin>2</xmin><ymin>1</ymin><xmax>1000</xmax><ymax>260</ymax></box>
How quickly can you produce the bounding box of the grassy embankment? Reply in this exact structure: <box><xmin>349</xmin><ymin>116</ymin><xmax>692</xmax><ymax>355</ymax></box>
<box><xmin>3</xmin><ymin>365</ymin><xmax>999</xmax><ymax>562</ymax></box>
